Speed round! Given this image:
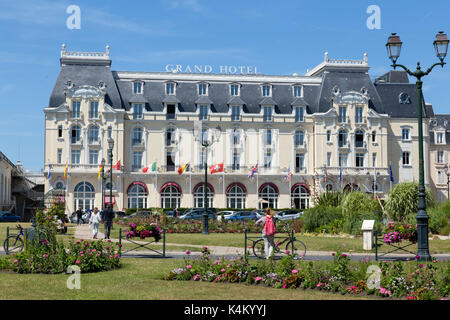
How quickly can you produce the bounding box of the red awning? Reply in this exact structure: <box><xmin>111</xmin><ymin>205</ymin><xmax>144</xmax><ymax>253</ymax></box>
<box><xmin>105</xmin><ymin>196</ymin><xmax>116</xmax><ymax>205</ymax></box>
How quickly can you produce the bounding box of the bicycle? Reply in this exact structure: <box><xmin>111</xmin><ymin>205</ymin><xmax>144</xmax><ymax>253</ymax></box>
<box><xmin>252</xmin><ymin>228</ymin><xmax>306</xmax><ymax>260</ymax></box>
<box><xmin>3</xmin><ymin>225</ymin><xmax>25</xmax><ymax>254</ymax></box>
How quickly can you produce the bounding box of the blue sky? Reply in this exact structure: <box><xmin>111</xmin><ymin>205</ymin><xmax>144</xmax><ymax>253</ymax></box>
<box><xmin>0</xmin><ymin>0</ymin><xmax>449</xmax><ymax>172</ymax></box>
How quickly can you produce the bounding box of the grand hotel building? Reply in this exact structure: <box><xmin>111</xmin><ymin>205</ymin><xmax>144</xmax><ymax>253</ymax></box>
<box><xmin>44</xmin><ymin>45</ymin><xmax>435</xmax><ymax>214</ymax></box>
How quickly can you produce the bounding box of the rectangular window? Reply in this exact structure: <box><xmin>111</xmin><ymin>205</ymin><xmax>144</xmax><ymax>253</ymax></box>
<box><xmin>355</xmin><ymin>153</ymin><xmax>364</xmax><ymax>167</ymax></box>
<box><xmin>133</xmin><ymin>151</ymin><xmax>143</xmax><ymax>169</ymax></box>
<box><xmin>338</xmin><ymin>106</ymin><xmax>347</xmax><ymax>123</ymax></box>
<box><xmin>355</xmin><ymin>106</ymin><xmax>363</xmax><ymax>123</ymax></box>
<box><xmin>167</xmin><ymin>104</ymin><xmax>176</xmax><ymax>120</ymax></box>
<box><xmin>403</xmin><ymin>151</ymin><xmax>410</xmax><ymax>165</ymax></box>
<box><xmin>72</xmin><ymin>101</ymin><xmax>81</xmax><ymax>118</ymax></box>
<box><xmin>371</xmin><ymin>131</ymin><xmax>376</xmax><ymax>143</ymax></box>
<box><xmin>295</xmin><ymin>106</ymin><xmax>304</xmax><ymax>122</ymax></box>
<box><xmin>264</xmin><ymin>129</ymin><xmax>272</xmax><ymax>146</ymax></box>
<box><xmin>199</xmin><ymin>149</ymin><xmax>207</xmax><ymax>169</ymax></box>
<box><xmin>327</xmin><ymin>152</ymin><xmax>331</xmax><ymax>167</ymax></box>
<box><xmin>436</xmin><ymin>132</ymin><xmax>444</xmax><ymax>144</ymax></box>
<box><xmin>327</xmin><ymin>130</ymin><xmax>331</xmax><ymax>142</ymax></box>
<box><xmin>372</xmin><ymin>153</ymin><xmax>377</xmax><ymax>167</ymax></box>
<box><xmin>198</xmin><ymin>83</ymin><xmax>207</xmax><ymax>96</ymax></box>
<box><xmin>231</xmin><ymin>106</ymin><xmax>241</xmax><ymax>121</ymax></box>
<box><xmin>402</xmin><ymin>128</ymin><xmax>410</xmax><ymax>140</ymax></box>
<box><xmin>295</xmin><ymin>153</ymin><xmax>304</xmax><ymax>172</ymax></box>
<box><xmin>166</xmin><ymin>151</ymin><xmax>175</xmax><ymax>171</ymax></box>
<box><xmin>58</xmin><ymin>125</ymin><xmax>63</xmax><ymax>138</ymax></box>
<box><xmin>262</xmin><ymin>85</ymin><xmax>271</xmax><ymax>97</ymax></box>
<box><xmin>89</xmin><ymin>101</ymin><xmax>99</xmax><ymax>119</ymax></box>
<box><xmin>295</xmin><ymin>130</ymin><xmax>304</xmax><ymax>147</ymax></box>
<box><xmin>133</xmin><ymin>82</ymin><xmax>142</xmax><ymax>94</ymax></box>
<box><xmin>199</xmin><ymin>105</ymin><xmax>209</xmax><ymax>120</ymax></box>
<box><xmin>339</xmin><ymin>153</ymin><xmax>348</xmax><ymax>167</ymax></box>
<box><xmin>437</xmin><ymin>151</ymin><xmax>444</xmax><ymax>163</ymax></box>
<box><xmin>71</xmin><ymin>150</ymin><xmax>80</xmax><ymax>164</ymax></box>
<box><xmin>57</xmin><ymin>149</ymin><xmax>62</xmax><ymax>164</ymax></box>
<box><xmin>166</xmin><ymin>83</ymin><xmax>175</xmax><ymax>95</ymax></box>
<box><xmin>293</xmin><ymin>86</ymin><xmax>302</xmax><ymax>97</ymax></box>
<box><xmin>264</xmin><ymin>150</ymin><xmax>272</xmax><ymax>168</ymax></box>
<box><xmin>232</xmin><ymin>151</ymin><xmax>240</xmax><ymax>170</ymax></box>
<box><xmin>133</xmin><ymin>104</ymin><xmax>143</xmax><ymax>119</ymax></box>
<box><xmin>230</xmin><ymin>84</ymin><xmax>239</xmax><ymax>96</ymax></box>
<box><xmin>263</xmin><ymin>106</ymin><xmax>273</xmax><ymax>122</ymax></box>
<box><xmin>438</xmin><ymin>171</ymin><xmax>446</xmax><ymax>184</ymax></box>
<box><xmin>89</xmin><ymin>150</ymin><xmax>98</xmax><ymax>165</ymax></box>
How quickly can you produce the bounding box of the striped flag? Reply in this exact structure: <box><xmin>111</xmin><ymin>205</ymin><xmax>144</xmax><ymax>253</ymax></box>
<box><xmin>248</xmin><ymin>164</ymin><xmax>258</xmax><ymax>178</ymax></box>
<box><xmin>284</xmin><ymin>166</ymin><xmax>291</xmax><ymax>182</ymax></box>
<box><xmin>178</xmin><ymin>163</ymin><xmax>189</xmax><ymax>175</ymax></box>
<box><xmin>389</xmin><ymin>164</ymin><xmax>394</xmax><ymax>183</ymax></box>
<box><xmin>64</xmin><ymin>162</ymin><xmax>68</xmax><ymax>179</ymax></box>
<box><xmin>98</xmin><ymin>163</ymin><xmax>103</xmax><ymax>179</ymax></box>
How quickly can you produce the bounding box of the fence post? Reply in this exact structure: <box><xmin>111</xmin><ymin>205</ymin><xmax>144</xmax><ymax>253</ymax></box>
<box><xmin>119</xmin><ymin>228</ymin><xmax>122</xmax><ymax>257</ymax></box>
<box><xmin>291</xmin><ymin>230</ymin><xmax>294</xmax><ymax>254</ymax></box>
<box><xmin>244</xmin><ymin>229</ymin><xmax>247</xmax><ymax>259</ymax></box>
<box><xmin>24</xmin><ymin>228</ymin><xmax>28</xmax><ymax>251</ymax></box>
<box><xmin>163</xmin><ymin>229</ymin><xmax>166</xmax><ymax>257</ymax></box>
<box><xmin>375</xmin><ymin>231</ymin><xmax>378</xmax><ymax>261</ymax></box>
<box><xmin>5</xmin><ymin>226</ymin><xmax>9</xmax><ymax>253</ymax></box>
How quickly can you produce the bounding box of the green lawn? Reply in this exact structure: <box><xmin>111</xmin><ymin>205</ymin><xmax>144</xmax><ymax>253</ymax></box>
<box><xmin>0</xmin><ymin>258</ymin><xmax>381</xmax><ymax>300</ymax></box>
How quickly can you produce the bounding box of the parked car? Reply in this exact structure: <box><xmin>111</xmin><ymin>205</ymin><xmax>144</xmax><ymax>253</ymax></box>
<box><xmin>163</xmin><ymin>210</ymin><xmax>177</xmax><ymax>217</ymax></box>
<box><xmin>251</xmin><ymin>209</ymin><xmax>265</xmax><ymax>219</ymax></box>
<box><xmin>275</xmin><ymin>210</ymin><xmax>303</xmax><ymax>221</ymax></box>
<box><xmin>225</xmin><ymin>211</ymin><xmax>258</xmax><ymax>221</ymax></box>
<box><xmin>0</xmin><ymin>212</ymin><xmax>21</xmax><ymax>222</ymax></box>
<box><xmin>217</xmin><ymin>211</ymin><xmax>235</xmax><ymax>221</ymax></box>
<box><xmin>127</xmin><ymin>211</ymin><xmax>153</xmax><ymax>219</ymax></box>
<box><xmin>178</xmin><ymin>208</ymin><xmax>217</xmax><ymax>220</ymax></box>
<box><xmin>115</xmin><ymin>211</ymin><xmax>126</xmax><ymax>218</ymax></box>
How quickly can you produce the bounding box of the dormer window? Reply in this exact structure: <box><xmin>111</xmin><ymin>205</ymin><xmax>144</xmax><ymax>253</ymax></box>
<box><xmin>198</xmin><ymin>83</ymin><xmax>208</xmax><ymax>96</ymax></box>
<box><xmin>133</xmin><ymin>103</ymin><xmax>144</xmax><ymax>120</ymax></box>
<box><xmin>89</xmin><ymin>101</ymin><xmax>99</xmax><ymax>119</ymax></box>
<box><xmin>98</xmin><ymin>81</ymin><xmax>105</xmax><ymax>89</ymax></box>
<box><xmin>66</xmin><ymin>80</ymin><xmax>74</xmax><ymax>89</ymax></box>
<box><xmin>436</xmin><ymin>131</ymin><xmax>445</xmax><ymax>144</ymax></box>
<box><xmin>355</xmin><ymin>106</ymin><xmax>363</xmax><ymax>123</ymax></box>
<box><xmin>399</xmin><ymin>92</ymin><xmax>411</xmax><ymax>104</ymax></box>
<box><xmin>262</xmin><ymin>85</ymin><xmax>271</xmax><ymax>97</ymax></box>
<box><xmin>71</xmin><ymin>101</ymin><xmax>81</xmax><ymax>119</ymax></box>
<box><xmin>166</xmin><ymin>82</ymin><xmax>176</xmax><ymax>95</ymax></box>
<box><xmin>293</xmin><ymin>85</ymin><xmax>303</xmax><ymax>97</ymax></box>
<box><xmin>230</xmin><ymin>84</ymin><xmax>240</xmax><ymax>96</ymax></box>
<box><xmin>133</xmin><ymin>81</ymin><xmax>143</xmax><ymax>94</ymax></box>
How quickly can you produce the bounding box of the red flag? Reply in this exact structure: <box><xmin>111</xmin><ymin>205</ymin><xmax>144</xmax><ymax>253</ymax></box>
<box><xmin>209</xmin><ymin>162</ymin><xmax>224</xmax><ymax>174</ymax></box>
<box><xmin>142</xmin><ymin>166</ymin><xmax>149</xmax><ymax>173</ymax></box>
<box><xmin>112</xmin><ymin>160</ymin><xmax>121</xmax><ymax>170</ymax></box>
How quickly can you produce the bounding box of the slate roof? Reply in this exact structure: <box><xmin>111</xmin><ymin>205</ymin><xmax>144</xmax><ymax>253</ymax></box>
<box><xmin>47</xmin><ymin>55</ymin><xmax>436</xmax><ymax>119</ymax></box>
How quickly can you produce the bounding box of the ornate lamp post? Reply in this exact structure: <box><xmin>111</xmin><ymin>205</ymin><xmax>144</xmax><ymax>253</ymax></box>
<box><xmin>194</xmin><ymin>124</ymin><xmax>221</xmax><ymax>234</ymax></box>
<box><xmin>107</xmin><ymin>138</ymin><xmax>115</xmax><ymax>210</ymax></box>
<box><xmin>446</xmin><ymin>164</ymin><xmax>450</xmax><ymax>201</ymax></box>
<box><xmin>386</xmin><ymin>31</ymin><xmax>449</xmax><ymax>261</ymax></box>
<box><xmin>101</xmin><ymin>158</ymin><xmax>106</xmax><ymax>211</ymax></box>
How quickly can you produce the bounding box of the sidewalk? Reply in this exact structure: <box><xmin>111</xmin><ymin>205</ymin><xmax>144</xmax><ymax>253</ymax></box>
<box><xmin>72</xmin><ymin>224</ymin><xmax>450</xmax><ymax>260</ymax></box>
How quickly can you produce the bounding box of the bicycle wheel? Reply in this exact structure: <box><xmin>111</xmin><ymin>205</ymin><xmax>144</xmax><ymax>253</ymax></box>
<box><xmin>252</xmin><ymin>239</ymin><xmax>266</xmax><ymax>259</ymax></box>
<box><xmin>286</xmin><ymin>240</ymin><xmax>306</xmax><ymax>260</ymax></box>
<box><xmin>3</xmin><ymin>236</ymin><xmax>24</xmax><ymax>254</ymax></box>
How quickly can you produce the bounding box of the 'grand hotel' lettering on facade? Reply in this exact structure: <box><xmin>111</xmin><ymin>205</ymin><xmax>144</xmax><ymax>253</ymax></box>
<box><xmin>165</xmin><ymin>64</ymin><xmax>259</xmax><ymax>75</ymax></box>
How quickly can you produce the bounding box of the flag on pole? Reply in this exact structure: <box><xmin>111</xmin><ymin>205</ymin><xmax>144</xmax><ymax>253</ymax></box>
<box><xmin>47</xmin><ymin>164</ymin><xmax>52</xmax><ymax>180</ymax></box>
<box><xmin>151</xmin><ymin>161</ymin><xmax>157</xmax><ymax>172</ymax></box>
<box><xmin>142</xmin><ymin>166</ymin><xmax>149</xmax><ymax>173</ymax></box>
<box><xmin>389</xmin><ymin>164</ymin><xmax>394</xmax><ymax>183</ymax></box>
<box><xmin>98</xmin><ymin>163</ymin><xmax>103</xmax><ymax>179</ymax></box>
<box><xmin>209</xmin><ymin>162</ymin><xmax>224</xmax><ymax>174</ymax></box>
<box><xmin>339</xmin><ymin>166</ymin><xmax>342</xmax><ymax>183</ymax></box>
<box><xmin>178</xmin><ymin>163</ymin><xmax>189</xmax><ymax>175</ymax></box>
<box><xmin>112</xmin><ymin>160</ymin><xmax>121</xmax><ymax>170</ymax></box>
<box><xmin>64</xmin><ymin>162</ymin><xmax>68</xmax><ymax>179</ymax></box>
<box><xmin>323</xmin><ymin>166</ymin><xmax>328</xmax><ymax>183</ymax></box>
<box><xmin>248</xmin><ymin>164</ymin><xmax>258</xmax><ymax>178</ymax></box>
<box><xmin>284</xmin><ymin>166</ymin><xmax>291</xmax><ymax>182</ymax></box>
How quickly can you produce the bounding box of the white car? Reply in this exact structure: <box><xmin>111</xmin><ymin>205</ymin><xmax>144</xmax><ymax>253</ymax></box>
<box><xmin>217</xmin><ymin>211</ymin><xmax>235</xmax><ymax>221</ymax></box>
<box><xmin>275</xmin><ymin>210</ymin><xmax>302</xmax><ymax>221</ymax></box>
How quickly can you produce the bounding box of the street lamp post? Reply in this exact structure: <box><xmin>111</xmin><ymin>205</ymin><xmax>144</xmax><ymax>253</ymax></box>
<box><xmin>101</xmin><ymin>158</ymin><xmax>105</xmax><ymax>211</ymax></box>
<box><xmin>386</xmin><ymin>31</ymin><xmax>449</xmax><ymax>261</ymax></box>
<box><xmin>107</xmin><ymin>138</ymin><xmax>115</xmax><ymax>211</ymax></box>
<box><xmin>195</xmin><ymin>124</ymin><xmax>221</xmax><ymax>234</ymax></box>
<box><xmin>446</xmin><ymin>165</ymin><xmax>450</xmax><ymax>201</ymax></box>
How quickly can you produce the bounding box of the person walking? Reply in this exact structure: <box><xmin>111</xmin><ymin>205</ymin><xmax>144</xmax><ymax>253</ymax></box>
<box><xmin>254</xmin><ymin>207</ymin><xmax>277</xmax><ymax>259</ymax></box>
<box><xmin>89</xmin><ymin>207</ymin><xmax>101</xmax><ymax>239</ymax></box>
<box><xmin>100</xmin><ymin>205</ymin><xmax>115</xmax><ymax>239</ymax></box>
<box><xmin>76</xmin><ymin>208</ymin><xmax>83</xmax><ymax>225</ymax></box>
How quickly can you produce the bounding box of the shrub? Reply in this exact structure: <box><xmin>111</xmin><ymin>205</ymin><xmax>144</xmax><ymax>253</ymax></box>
<box><xmin>302</xmin><ymin>205</ymin><xmax>343</xmax><ymax>233</ymax></box>
<box><xmin>385</xmin><ymin>182</ymin><xmax>435</xmax><ymax>222</ymax></box>
<box><xmin>343</xmin><ymin>212</ymin><xmax>382</xmax><ymax>235</ymax></box>
<box><xmin>341</xmin><ymin>191</ymin><xmax>379</xmax><ymax>218</ymax></box>
<box><xmin>316</xmin><ymin>191</ymin><xmax>344</xmax><ymax>207</ymax></box>
<box><xmin>427</xmin><ymin>208</ymin><xmax>449</xmax><ymax>234</ymax></box>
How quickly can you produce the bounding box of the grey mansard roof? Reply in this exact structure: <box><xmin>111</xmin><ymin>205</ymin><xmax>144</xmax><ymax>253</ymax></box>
<box><xmin>47</xmin><ymin>50</ymin><xmax>434</xmax><ymax>119</ymax></box>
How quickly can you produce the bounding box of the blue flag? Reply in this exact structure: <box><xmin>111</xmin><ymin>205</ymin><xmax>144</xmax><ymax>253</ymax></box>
<box><xmin>339</xmin><ymin>166</ymin><xmax>342</xmax><ymax>182</ymax></box>
<box><xmin>389</xmin><ymin>165</ymin><xmax>394</xmax><ymax>183</ymax></box>
<box><xmin>47</xmin><ymin>164</ymin><xmax>52</xmax><ymax>180</ymax></box>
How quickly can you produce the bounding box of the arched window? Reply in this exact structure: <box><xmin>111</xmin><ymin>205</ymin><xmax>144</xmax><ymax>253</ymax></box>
<box><xmin>355</xmin><ymin>129</ymin><xmax>364</xmax><ymax>148</ymax></box>
<box><xmin>133</xmin><ymin>127</ymin><xmax>143</xmax><ymax>145</ymax></box>
<box><xmin>73</xmin><ymin>182</ymin><xmax>95</xmax><ymax>211</ymax></box>
<box><xmin>294</xmin><ymin>129</ymin><xmax>304</xmax><ymax>147</ymax></box>
<box><xmin>88</xmin><ymin>126</ymin><xmax>99</xmax><ymax>144</ymax></box>
<box><xmin>291</xmin><ymin>184</ymin><xmax>310</xmax><ymax>209</ymax></box>
<box><xmin>54</xmin><ymin>181</ymin><xmax>65</xmax><ymax>190</ymax></box>
<box><xmin>258</xmin><ymin>183</ymin><xmax>278</xmax><ymax>209</ymax></box>
<box><xmin>193</xmin><ymin>183</ymin><xmax>214</xmax><ymax>208</ymax></box>
<box><xmin>226</xmin><ymin>183</ymin><xmax>246</xmax><ymax>209</ymax></box>
<box><xmin>160</xmin><ymin>183</ymin><xmax>181</xmax><ymax>209</ymax></box>
<box><xmin>343</xmin><ymin>184</ymin><xmax>359</xmax><ymax>192</ymax></box>
<box><xmin>127</xmin><ymin>183</ymin><xmax>148</xmax><ymax>209</ymax></box>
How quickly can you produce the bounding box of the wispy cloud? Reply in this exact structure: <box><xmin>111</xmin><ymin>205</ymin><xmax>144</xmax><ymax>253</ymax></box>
<box><xmin>163</xmin><ymin>0</ymin><xmax>204</xmax><ymax>13</ymax></box>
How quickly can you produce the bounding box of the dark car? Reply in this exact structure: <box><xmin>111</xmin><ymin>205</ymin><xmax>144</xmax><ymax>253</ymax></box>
<box><xmin>225</xmin><ymin>211</ymin><xmax>257</xmax><ymax>221</ymax></box>
<box><xmin>0</xmin><ymin>212</ymin><xmax>21</xmax><ymax>222</ymax></box>
<box><xmin>178</xmin><ymin>208</ymin><xmax>217</xmax><ymax>220</ymax></box>
<box><xmin>163</xmin><ymin>210</ymin><xmax>177</xmax><ymax>217</ymax></box>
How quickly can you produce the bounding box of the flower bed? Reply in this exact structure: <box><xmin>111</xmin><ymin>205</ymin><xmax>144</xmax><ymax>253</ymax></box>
<box><xmin>165</xmin><ymin>248</ymin><xmax>450</xmax><ymax>300</ymax></box>
<box><xmin>383</xmin><ymin>222</ymin><xmax>417</xmax><ymax>244</ymax></box>
<box><xmin>125</xmin><ymin>222</ymin><xmax>162</xmax><ymax>241</ymax></box>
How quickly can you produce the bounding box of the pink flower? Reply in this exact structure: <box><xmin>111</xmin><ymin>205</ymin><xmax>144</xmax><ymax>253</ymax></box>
<box><xmin>186</xmin><ymin>265</ymin><xmax>192</xmax><ymax>270</ymax></box>
<box><xmin>342</xmin><ymin>253</ymin><xmax>347</xmax><ymax>258</ymax></box>
<box><xmin>14</xmin><ymin>259</ymin><xmax>18</xmax><ymax>263</ymax></box>
<box><xmin>254</xmin><ymin>277</ymin><xmax>263</xmax><ymax>282</ymax></box>
<box><xmin>285</xmin><ymin>250</ymin><xmax>291</xmax><ymax>255</ymax></box>
<box><xmin>114</xmin><ymin>254</ymin><xmax>119</xmax><ymax>258</ymax></box>
<box><xmin>186</xmin><ymin>250</ymin><xmax>191</xmax><ymax>255</ymax></box>
<box><xmin>331</xmin><ymin>252</ymin><xmax>336</xmax><ymax>256</ymax></box>
<box><xmin>291</xmin><ymin>269</ymin><xmax>298</xmax><ymax>274</ymax></box>
<box><xmin>42</xmin><ymin>254</ymin><xmax>47</xmax><ymax>258</ymax></box>
<box><xmin>75</xmin><ymin>260</ymin><xmax>80</xmax><ymax>264</ymax></box>
<box><xmin>221</xmin><ymin>268</ymin><xmax>226</xmax><ymax>272</ymax></box>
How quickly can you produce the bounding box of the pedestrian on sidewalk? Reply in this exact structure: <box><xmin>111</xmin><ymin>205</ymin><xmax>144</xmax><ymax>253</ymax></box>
<box><xmin>100</xmin><ymin>204</ymin><xmax>115</xmax><ymax>239</ymax></box>
<box><xmin>76</xmin><ymin>208</ymin><xmax>83</xmax><ymax>225</ymax></box>
<box><xmin>89</xmin><ymin>207</ymin><xmax>101</xmax><ymax>239</ymax></box>
<box><xmin>254</xmin><ymin>208</ymin><xmax>277</xmax><ymax>259</ymax></box>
